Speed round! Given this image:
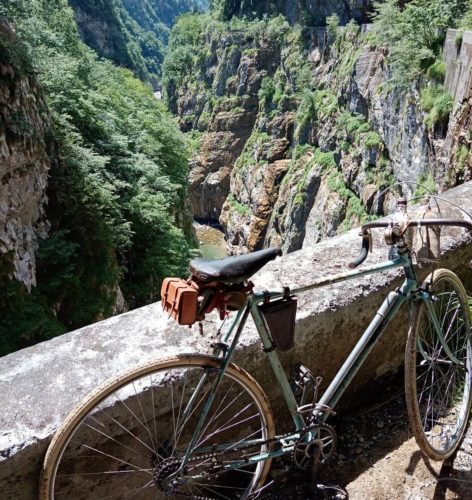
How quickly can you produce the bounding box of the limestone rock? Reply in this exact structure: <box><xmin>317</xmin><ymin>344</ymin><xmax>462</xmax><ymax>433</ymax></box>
<box><xmin>171</xmin><ymin>22</ymin><xmax>471</xmax><ymax>256</ymax></box>
<box><xmin>227</xmin><ymin>0</ymin><xmax>375</xmax><ymax>25</ymax></box>
<box><xmin>220</xmin><ymin>159</ymin><xmax>291</xmax><ymax>252</ymax></box>
<box><xmin>0</xmin><ymin>21</ymin><xmax>51</xmax><ymax>289</ymax></box>
<box><xmin>182</xmin><ymin>36</ymin><xmax>281</xmax><ymax>220</ymax></box>
<box><xmin>347</xmin><ymin>46</ymin><xmax>429</xmax><ymax>191</ymax></box>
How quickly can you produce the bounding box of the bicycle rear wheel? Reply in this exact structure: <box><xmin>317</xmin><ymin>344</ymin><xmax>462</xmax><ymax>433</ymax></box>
<box><xmin>40</xmin><ymin>354</ymin><xmax>275</xmax><ymax>499</ymax></box>
<box><xmin>405</xmin><ymin>269</ymin><xmax>472</xmax><ymax>460</ymax></box>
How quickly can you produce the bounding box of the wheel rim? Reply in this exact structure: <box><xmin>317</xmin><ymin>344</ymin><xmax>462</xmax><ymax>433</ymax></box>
<box><xmin>48</xmin><ymin>361</ymin><xmax>272</xmax><ymax>499</ymax></box>
<box><xmin>414</xmin><ymin>277</ymin><xmax>472</xmax><ymax>456</ymax></box>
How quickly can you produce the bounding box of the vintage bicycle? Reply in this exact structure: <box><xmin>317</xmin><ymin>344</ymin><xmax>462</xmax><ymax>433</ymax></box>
<box><xmin>40</xmin><ymin>195</ymin><xmax>472</xmax><ymax>499</ymax></box>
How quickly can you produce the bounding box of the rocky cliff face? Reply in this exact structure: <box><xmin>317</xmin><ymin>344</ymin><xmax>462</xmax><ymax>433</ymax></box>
<box><xmin>69</xmin><ymin>0</ymin><xmax>207</xmax><ymax>84</ymax></box>
<box><xmin>0</xmin><ymin>21</ymin><xmax>51</xmax><ymax>288</ymax></box>
<box><xmin>168</xmin><ymin>18</ymin><xmax>453</xmax><ymax>253</ymax></box>
<box><xmin>218</xmin><ymin>0</ymin><xmax>374</xmax><ymax>25</ymax></box>
<box><xmin>69</xmin><ymin>0</ymin><xmax>151</xmax><ymax>81</ymax></box>
<box><xmin>185</xmin><ymin>34</ymin><xmax>281</xmax><ymax>221</ymax></box>
<box><xmin>445</xmin><ymin>89</ymin><xmax>472</xmax><ymax>185</ymax></box>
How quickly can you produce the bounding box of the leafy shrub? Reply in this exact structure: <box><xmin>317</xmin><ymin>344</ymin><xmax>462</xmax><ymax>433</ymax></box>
<box><xmin>326</xmin><ymin>13</ymin><xmax>340</xmax><ymax>39</ymax></box>
<box><xmin>364</xmin><ymin>131</ymin><xmax>382</xmax><ymax>149</ymax></box>
<box><xmin>456</xmin><ymin>144</ymin><xmax>470</xmax><ymax>170</ymax></box>
<box><xmin>427</xmin><ymin>59</ymin><xmax>446</xmax><ymax>83</ymax></box>
<box><xmin>336</xmin><ymin>111</ymin><xmax>378</xmax><ymax>146</ymax></box>
<box><xmin>326</xmin><ymin>172</ymin><xmax>369</xmax><ymax>232</ymax></box>
<box><xmin>313</xmin><ymin>149</ymin><xmax>336</xmax><ymax>169</ymax></box>
<box><xmin>258</xmin><ymin>76</ymin><xmax>276</xmax><ymax>105</ymax></box>
<box><xmin>372</xmin><ymin>0</ymin><xmax>468</xmax><ymax>88</ymax></box>
<box><xmin>455</xmin><ymin>31</ymin><xmax>464</xmax><ymax>48</ymax></box>
<box><xmin>294</xmin><ymin>91</ymin><xmax>316</xmax><ymax>140</ymax></box>
<box><xmin>413</xmin><ymin>172</ymin><xmax>436</xmax><ymax>198</ymax></box>
<box><xmin>460</xmin><ymin>1</ymin><xmax>472</xmax><ymax>29</ymax></box>
<box><xmin>314</xmin><ymin>90</ymin><xmax>338</xmax><ymax>117</ymax></box>
<box><xmin>227</xmin><ymin>193</ymin><xmax>251</xmax><ymax>216</ymax></box>
<box><xmin>420</xmin><ymin>85</ymin><xmax>453</xmax><ymax>128</ymax></box>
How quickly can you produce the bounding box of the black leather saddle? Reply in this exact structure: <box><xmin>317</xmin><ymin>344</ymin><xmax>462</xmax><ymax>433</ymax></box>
<box><xmin>189</xmin><ymin>247</ymin><xmax>282</xmax><ymax>283</ymax></box>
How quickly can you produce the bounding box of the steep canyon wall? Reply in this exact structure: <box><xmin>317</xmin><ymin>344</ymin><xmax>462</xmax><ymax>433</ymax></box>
<box><xmin>171</xmin><ymin>25</ymin><xmax>472</xmax><ymax>254</ymax></box>
<box><xmin>0</xmin><ymin>21</ymin><xmax>52</xmax><ymax>289</ymax></box>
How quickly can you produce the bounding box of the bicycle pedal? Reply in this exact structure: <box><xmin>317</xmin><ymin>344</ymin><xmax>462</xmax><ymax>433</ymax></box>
<box><xmin>291</xmin><ymin>363</ymin><xmax>323</xmax><ymax>408</ymax></box>
<box><xmin>314</xmin><ymin>483</ymin><xmax>348</xmax><ymax>500</ymax></box>
<box><xmin>292</xmin><ymin>362</ymin><xmax>316</xmax><ymax>381</ymax></box>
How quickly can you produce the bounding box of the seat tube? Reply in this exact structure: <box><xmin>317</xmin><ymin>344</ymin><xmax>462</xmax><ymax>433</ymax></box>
<box><xmin>251</xmin><ymin>302</ymin><xmax>305</xmax><ymax>430</ymax></box>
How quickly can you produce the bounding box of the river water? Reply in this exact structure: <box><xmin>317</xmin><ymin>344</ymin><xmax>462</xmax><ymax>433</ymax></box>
<box><xmin>194</xmin><ymin>221</ymin><xmax>228</xmax><ymax>260</ymax></box>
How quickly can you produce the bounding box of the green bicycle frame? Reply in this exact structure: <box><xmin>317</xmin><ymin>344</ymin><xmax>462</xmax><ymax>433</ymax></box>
<box><xmin>178</xmin><ymin>252</ymin><xmax>421</xmax><ymax>478</ymax></box>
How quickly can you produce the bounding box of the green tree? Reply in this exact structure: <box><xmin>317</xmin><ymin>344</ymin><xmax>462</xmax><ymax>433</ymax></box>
<box><xmin>0</xmin><ymin>0</ymin><xmax>193</xmax><ymax>354</ymax></box>
<box><xmin>373</xmin><ymin>0</ymin><xmax>469</xmax><ymax>88</ymax></box>
<box><xmin>326</xmin><ymin>13</ymin><xmax>340</xmax><ymax>39</ymax></box>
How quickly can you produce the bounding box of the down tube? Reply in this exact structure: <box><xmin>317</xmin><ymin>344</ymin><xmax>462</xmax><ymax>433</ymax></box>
<box><xmin>315</xmin><ymin>285</ymin><xmax>410</xmax><ymax>418</ymax></box>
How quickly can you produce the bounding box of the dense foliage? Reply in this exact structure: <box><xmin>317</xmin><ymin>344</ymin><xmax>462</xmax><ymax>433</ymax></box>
<box><xmin>0</xmin><ymin>0</ymin><xmax>193</xmax><ymax>355</ymax></box>
<box><xmin>69</xmin><ymin>0</ymin><xmax>207</xmax><ymax>84</ymax></box>
<box><xmin>372</xmin><ymin>0</ymin><xmax>470</xmax><ymax>88</ymax></box>
<box><xmin>162</xmin><ymin>10</ymin><xmax>289</xmax><ymax>110</ymax></box>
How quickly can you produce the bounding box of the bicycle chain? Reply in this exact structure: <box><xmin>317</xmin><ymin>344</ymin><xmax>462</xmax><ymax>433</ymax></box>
<box><xmin>166</xmin><ymin>422</ymin><xmax>336</xmax><ymax>499</ymax></box>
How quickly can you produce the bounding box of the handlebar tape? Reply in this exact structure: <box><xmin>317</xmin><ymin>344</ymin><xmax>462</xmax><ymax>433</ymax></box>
<box><xmin>349</xmin><ymin>218</ymin><xmax>472</xmax><ymax>269</ymax></box>
<box><xmin>349</xmin><ymin>231</ymin><xmax>370</xmax><ymax>269</ymax></box>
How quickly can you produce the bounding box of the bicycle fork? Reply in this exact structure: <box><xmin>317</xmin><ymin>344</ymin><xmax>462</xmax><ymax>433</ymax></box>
<box><xmin>418</xmin><ymin>290</ymin><xmax>465</xmax><ymax>366</ymax></box>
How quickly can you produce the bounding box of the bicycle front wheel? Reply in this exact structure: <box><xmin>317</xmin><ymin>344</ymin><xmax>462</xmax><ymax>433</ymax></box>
<box><xmin>40</xmin><ymin>354</ymin><xmax>275</xmax><ymax>499</ymax></box>
<box><xmin>405</xmin><ymin>269</ymin><xmax>472</xmax><ymax>460</ymax></box>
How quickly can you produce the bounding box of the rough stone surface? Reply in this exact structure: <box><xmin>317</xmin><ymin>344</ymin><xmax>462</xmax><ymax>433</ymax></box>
<box><xmin>441</xmin><ymin>29</ymin><xmax>472</xmax><ymax>187</ymax></box>
<box><xmin>228</xmin><ymin>0</ymin><xmax>375</xmax><ymax>26</ymax></box>
<box><xmin>347</xmin><ymin>47</ymin><xmax>429</xmax><ymax>191</ymax></box>
<box><xmin>445</xmin><ymin>87</ymin><xmax>472</xmax><ymax>186</ymax></box>
<box><xmin>220</xmin><ymin>158</ymin><xmax>291</xmax><ymax>252</ymax></box>
<box><xmin>0</xmin><ymin>21</ymin><xmax>51</xmax><ymax>288</ymax></box>
<box><xmin>444</xmin><ymin>29</ymin><xmax>472</xmax><ymax>107</ymax></box>
<box><xmin>0</xmin><ymin>182</ymin><xmax>471</xmax><ymax>499</ymax></box>
<box><xmin>185</xmin><ymin>37</ymin><xmax>281</xmax><ymax>220</ymax></box>
<box><xmin>202</xmin><ymin>29</ymin><xmax>430</xmax><ymax>252</ymax></box>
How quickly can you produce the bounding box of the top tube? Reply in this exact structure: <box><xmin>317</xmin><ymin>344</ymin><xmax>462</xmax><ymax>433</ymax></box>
<box><xmin>250</xmin><ymin>254</ymin><xmax>410</xmax><ymax>304</ymax></box>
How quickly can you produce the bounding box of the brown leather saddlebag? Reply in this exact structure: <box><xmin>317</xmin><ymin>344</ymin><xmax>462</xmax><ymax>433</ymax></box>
<box><xmin>161</xmin><ymin>278</ymin><xmax>199</xmax><ymax>325</ymax></box>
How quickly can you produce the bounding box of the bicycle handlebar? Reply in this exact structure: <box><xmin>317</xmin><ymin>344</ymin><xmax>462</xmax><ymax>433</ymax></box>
<box><xmin>348</xmin><ymin>230</ymin><xmax>371</xmax><ymax>269</ymax></box>
<box><xmin>349</xmin><ymin>218</ymin><xmax>472</xmax><ymax>269</ymax></box>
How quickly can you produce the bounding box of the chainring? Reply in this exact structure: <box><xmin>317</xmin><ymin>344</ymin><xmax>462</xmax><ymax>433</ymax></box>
<box><xmin>292</xmin><ymin>424</ymin><xmax>337</xmax><ymax>471</ymax></box>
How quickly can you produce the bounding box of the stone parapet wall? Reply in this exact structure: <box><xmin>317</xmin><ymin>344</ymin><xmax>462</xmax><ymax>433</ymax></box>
<box><xmin>444</xmin><ymin>29</ymin><xmax>472</xmax><ymax>108</ymax></box>
<box><xmin>0</xmin><ymin>182</ymin><xmax>471</xmax><ymax>499</ymax></box>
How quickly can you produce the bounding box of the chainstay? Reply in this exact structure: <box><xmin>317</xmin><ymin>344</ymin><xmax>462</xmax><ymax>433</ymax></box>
<box><xmin>186</xmin><ymin>423</ymin><xmax>322</xmax><ymax>473</ymax></box>
<box><xmin>171</xmin><ymin>422</ymin><xmax>335</xmax><ymax>499</ymax></box>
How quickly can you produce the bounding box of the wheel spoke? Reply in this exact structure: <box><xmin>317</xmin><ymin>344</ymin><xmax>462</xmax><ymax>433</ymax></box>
<box><xmin>43</xmin><ymin>358</ymin><xmax>273</xmax><ymax>499</ymax></box>
<box><xmin>406</xmin><ymin>271</ymin><xmax>472</xmax><ymax>459</ymax></box>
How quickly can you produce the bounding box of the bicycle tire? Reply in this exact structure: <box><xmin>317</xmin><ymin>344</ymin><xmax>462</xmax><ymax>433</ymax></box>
<box><xmin>405</xmin><ymin>269</ymin><xmax>472</xmax><ymax>460</ymax></box>
<box><xmin>40</xmin><ymin>354</ymin><xmax>275</xmax><ymax>499</ymax></box>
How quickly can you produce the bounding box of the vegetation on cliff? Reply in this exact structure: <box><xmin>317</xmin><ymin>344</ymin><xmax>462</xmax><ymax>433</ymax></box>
<box><xmin>373</xmin><ymin>0</ymin><xmax>467</xmax><ymax>89</ymax></box>
<box><xmin>0</xmin><ymin>0</ymin><xmax>193</xmax><ymax>355</ymax></box>
<box><xmin>69</xmin><ymin>0</ymin><xmax>207</xmax><ymax>84</ymax></box>
<box><xmin>163</xmin><ymin>0</ymin><xmax>471</xmax><ymax>254</ymax></box>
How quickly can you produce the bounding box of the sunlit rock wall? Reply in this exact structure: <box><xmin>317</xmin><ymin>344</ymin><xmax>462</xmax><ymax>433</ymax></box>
<box><xmin>0</xmin><ymin>20</ymin><xmax>51</xmax><ymax>289</ymax></box>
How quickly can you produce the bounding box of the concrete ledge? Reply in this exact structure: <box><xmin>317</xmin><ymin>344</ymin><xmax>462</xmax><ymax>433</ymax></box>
<box><xmin>1</xmin><ymin>183</ymin><xmax>472</xmax><ymax>498</ymax></box>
